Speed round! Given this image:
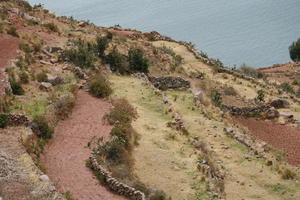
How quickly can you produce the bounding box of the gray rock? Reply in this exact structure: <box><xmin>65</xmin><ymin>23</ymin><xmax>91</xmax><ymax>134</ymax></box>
<box><xmin>270</xmin><ymin>99</ymin><xmax>290</xmax><ymax>109</ymax></box>
<box><xmin>279</xmin><ymin>112</ymin><xmax>293</xmax><ymax>119</ymax></box>
<box><xmin>39</xmin><ymin>82</ymin><xmax>52</xmax><ymax>90</ymax></box>
<box><xmin>39</xmin><ymin>175</ymin><xmax>50</xmax><ymax>182</ymax></box>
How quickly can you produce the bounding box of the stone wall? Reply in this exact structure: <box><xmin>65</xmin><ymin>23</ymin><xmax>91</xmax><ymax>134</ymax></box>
<box><xmin>90</xmin><ymin>156</ymin><xmax>146</xmax><ymax>200</ymax></box>
<box><xmin>148</xmin><ymin>76</ymin><xmax>190</xmax><ymax>91</ymax></box>
<box><xmin>222</xmin><ymin>105</ymin><xmax>279</xmax><ymax>119</ymax></box>
<box><xmin>7</xmin><ymin>114</ymin><xmax>30</xmax><ymax>126</ymax></box>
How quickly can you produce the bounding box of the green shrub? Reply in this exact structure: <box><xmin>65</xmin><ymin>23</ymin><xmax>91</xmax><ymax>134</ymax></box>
<box><xmin>36</xmin><ymin>71</ymin><xmax>48</xmax><ymax>82</ymax></box>
<box><xmin>239</xmin><ymin>64</ymin><xmax>265</xmax><ymax>79</ymax></box>
<box><xmin>62</xmin><ymin>39</ymin><xmax>97</xmax><ymax>69</ymax></box>
<box><xmin>289</xmin><ymin>38</ymin><xmax>300</xmax><ymax>62</ymax></box>
<box><xmin>211</xmin><ymin>90</ymin><xmax>222</xmax><ymax>107</ymax></box>
<box><xmin>280</xmin><ymin>82</ymin><xmax>294</xmax><ymax>94</ymax></box>
<box><xmin>19</xmin><ymin>71</ymin><xmax>29</xmax><ymax>84</ymax></box>
<box><xmin>7</xmin><ymin>26</ymin><xmax>19</xmax><ymax>37</ymax></box>
<box><xmin>54</xmin><ymin>95</ymin><xmax>75</xmax><ymax>120</ymax></box>
<box><xmin>150</xmin><ymin>190</ymin><xmax>168</xmax><ymax>200</ymax></box>
<box><xmin>96</xmin><ymin>36</ymin><xmax>109</xmax><ymax>57</ymax></box>
<box><xmin>19</xmin><ymin>43</ymin><xmax>33</xmax><ymax>53</ymax></box>
<box><xmin>32</xmin><ymin>115</ymin><xmax>53</xmax><ymax>139</ymax></box>
<box><xmin>110</xmin><ymin>124</ymin><xmax>135</xmax><ymax>150</ymax></box>
<box><xmin>105</xmin><ymin>98</ymin><xmax>137</xmax><ymax>125</ymax></box>
<box><xmin>0</xmin><ymin>114</ymin><xmax>9</xmax><ymax>128</ymax></box>
<box><xmin>106</xmin><ymin>47</ymin><xmax>128</xmax><ymax>74</ymax></box>
<box><xmin>9</xmin><ymin>79</ymin><xmax>24</xmax><ymax>95</ymax></box>
<box><xmin>255</xmin><ymin>89</ymin><xmax>265</xmax><ymax>103</ymax></box>
<box><xmin>88</xmin><ymin>75</ymin><xmax>112</xmax><ymax>98</ymax></box>
<box><xmin>128</xmin><ymin>47</ymin><xmax>149</xmax><ymax>73</ymax></box>
<box><xmin>43</xmin><ymin>22</ymin><xmax>59</xmax><ymax>32</ymax></box>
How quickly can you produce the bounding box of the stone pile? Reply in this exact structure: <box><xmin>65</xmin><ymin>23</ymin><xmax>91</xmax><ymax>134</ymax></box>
<box><xmin>63</xmin><ymin>65</ymin><xmax>88</xmax><ymax>80</ymax></box>
<box><xmin>90</xmin><ymin>156</ymin><xmax>146</xmax><ymax>200</ymax></box>
<box><xmin>148</xmin><ymin>76</ymin><xmax>190</xmax><ymax>91</ymax></box>
<box><xmin>7</xmin><ymin>114</ymin><xmax>30</xmax><ymax>126</ymax></box>
<box><xmin>222</xmin><ymin>105</ymin><xmax>279</xmax><ymax>119</ymax></box>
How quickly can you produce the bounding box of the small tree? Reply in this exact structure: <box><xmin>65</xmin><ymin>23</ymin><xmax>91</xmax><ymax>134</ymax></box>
<box><xmin>96</xmin><ymin>36</ymin><xmax>109</xmax><ymax>57</ymax></box>
<box><xmin>289</xmin><ymin>38</ymin><xmax>300</xmax><ymax>62</ymax></box>
<box><xmin>128</xmin><ymin>47</ymin><xmax>149</xmax><ymax>73</ymax></box>
<box><xmin>106</xmin><ymin>47</ymin><xmax>128</xmax><ymax>74</ymax></box>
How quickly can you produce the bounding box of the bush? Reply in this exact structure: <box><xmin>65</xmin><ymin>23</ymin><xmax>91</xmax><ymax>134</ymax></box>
<box><xmin>9</xmin><ymin>79</ymin><xmax>24</xmax><ymax>95</ymax></box>
<box><xmin>106</xmin><ymin>47</ymin><xmax>128</xmax><ymax>74</ymax></box>
<box><xmin>32</xmin><ymin>115</ymin><xmax>53</xmax><ymax>139</ymax></box>
<box><xmin>98</xmin><ymin>138</ymin><xmax>125</xmax><ymax>163</ymax></box>
<box><xmin>281</xmin><ymin>168</ymin><xmax>296</xmax><ymax>180</ymax></box>
<box><xmin>36</xmin><ymin>71</ymin><xmax>48</xmax><ymax>82</ymax></box>
<box><xmin>128</xmin><ymin>47</ymin><xmax>149</xmax><ymax>73</ymax></box>
<box><xmin>280</xmin><ymin>82</ymin><xmax>294</xmax><ymax>94</ymax></box>
<box><xmin>224</xmin><ymin>86</ymin><xmax>237</xmax><ymax>96</ymax></box>
<box><xmin>62</xmin><ymin>39</ymin><xmax>97</xmax><ymax>69</ymax></box>
<box><xmin>211</xmin><ymin>90</ymin><xmax>222</xmax><ymax>107</ymax></box>
<box><xmin>110</xmin><ymin>124</ymin><xmax>135</xmax><ymax>150</ymax></box>
<box><xmin>150</xmin><ymin>190</ymin><xmax>168</xmax><ymax>200</ymax></box>
<box><xmin>239</xmin><ymin>64</ymin><xmax>265</xmax><ymax>79</ymax></box>
<box><xmin>19</xmin><ymin>71</ymin><xmax>30</xmax><ymax>84</ymax></box>
<box><xmin>255</xmin><ymin>89</ymin><xmax>265</xmax><ymax>102</ymax></box>
<box><xmin>43</xmin><ymin>22</ymin><xmax>59</xmax><ymax>32</ymax></box>
<box><xmin>88</xmin><ymin>75</ymin><xmax>112</xmax><ymax>98</ymax></box>
<box><xmin>7</xmin><ymin>26</ymin><xmax>19</xmax><ymax>37</ymax></box>
<box><xmin>54</xmin><ymin>95</ymin><xmax>75</xmax><ymax>120</ymax></box>
<box><xmin>96</xmin><ymin>36</ymin><xmax>109</xmax><ymax>57</ymax></box>
<box><xmin>105</xmin><ymin>98</ymin><xmax>137</xmax><ymax>125</ymax></box>
<box><xmin>289</xmin><ymin>38</ymin><xmax>300</xmax><ymax>62</ymax></box>
<box><xmin>0</xmin><ymin>114</ymin><xmax>9</xmax><ymax>128</ymax></box>
<box><xmin>19</xmin><ymin>43</ymin><xmax>33</xmax><ymax>53</ymax></box>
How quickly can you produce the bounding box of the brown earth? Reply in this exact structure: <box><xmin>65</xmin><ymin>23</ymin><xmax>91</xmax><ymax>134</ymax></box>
<box><xmin>234</xmin><ymin>117</ymin><xmax>300</xmax><ymax>166</ymax></box>
<box><xmin>0</xmin><ymin>34</ymin><xmax>21</xmax><ymax>97</ymax></box>
<box><xmin>41</xmin><ymin>90</ymin><xmax>126</xmax><ymax>200</ymax></box>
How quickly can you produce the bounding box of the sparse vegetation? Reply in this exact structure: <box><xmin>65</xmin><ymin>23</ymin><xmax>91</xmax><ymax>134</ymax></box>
<box><xmin>36</xmin><ymin>71</ymin><xmax>48</xmax><ymax>82</ymax></box>
<box><xmin>211</xmin><ymin>90</ymin><xmax>222</xmax><ymax>107</ymax></box>
<box><xmin>281</xmin><ymin>168</ymin><xmax>296</xmax><ymax>180</ymax></box>
<box><xmin>54</xmin><ymin>95</ymin><xmax>75</xmax><ymax>120</ymax></box>
<box><xmin>224</xmin><ymin>86</ymin><xmax>237</xmax><ymax>96</ymax></box>
<box><xmin>7</xmin><ymin>26</ymin><xmax>19</xmax><ymax>37</ymax></box>
<box><xmin>280</xmin><ymin>82</ymin><xmax>294</xmax><ymax>94</ymax></box>
<box><xmin>88</xmin><ymin>74</ymin><xmax>112</xmax><ymax>98</ymax></box>
<box><xmin>43</xmin><ymin>22</ymin><xmax>59</xmax><ymax>32</ymax></box>
<box><xmin>239</xmin><ymin>64</ymin><xmax>265</xmax><ymax>79</ymax></box>
<box><xmin>32</xmin><ymin>115</ymin><xmax>54</xmax><ymax>139</ymax></box>
<box><xmin>255</xmin><ymin>89</ymin><xmax>265</xmax><ymax>103</ymax></box>
<box><xmin>9</xmin><ymin>79</ymin><xmax>24</xmax><ymax>95</ymax></box>
<box><xmin>19</xmin><ymin>71</ymin><xmax>30</xmax><ymax>84</ymax></box>
<box><xmin>19</xmin><ymin>43</ymin><xmax>33</xmax><ymax>53</ymax></box>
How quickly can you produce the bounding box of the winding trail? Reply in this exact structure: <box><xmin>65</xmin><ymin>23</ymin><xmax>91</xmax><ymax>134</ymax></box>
<box><xmin>41</xmin><ymin>90</ymin><xmax>126</xmax><ymax>200</ymax></box>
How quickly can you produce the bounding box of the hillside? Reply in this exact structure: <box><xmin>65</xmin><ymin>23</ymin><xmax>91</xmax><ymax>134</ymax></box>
<box><xmin>0</xmin><ymin>1</ymin><xmax>300</xmax><ymax>200</ymax></box>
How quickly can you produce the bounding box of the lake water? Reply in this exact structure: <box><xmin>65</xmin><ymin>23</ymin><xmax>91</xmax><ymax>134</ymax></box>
<box><xmin>28</xmin><ymin>0</ymin><xmax>300</xmax><ymax>68</ymax></box>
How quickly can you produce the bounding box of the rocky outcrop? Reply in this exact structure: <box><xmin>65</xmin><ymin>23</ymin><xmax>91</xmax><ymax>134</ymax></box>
<box><xmin>90</xmin><ymin>156</ymin><xmax>146</xmax><ymax>200</ymax></box>
<box><xmin>222</xmin><ymin>105</ymin><xmax>279</xmax><ymax>119</ymax></box>
<box><xmin>269</xmin><ymin>99</ymin><xmax>290</xmax><ymax>109</ymax></box>
<box><xmin>148</xmin><ymin>76</ymin><xmax>190</xmax><ymax>91</ymax></box>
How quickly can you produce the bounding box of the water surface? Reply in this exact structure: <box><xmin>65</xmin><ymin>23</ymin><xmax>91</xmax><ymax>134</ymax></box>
<box><xmin>28</xmin><ymin>0</ymin><xmax>300</xmax><ymax>67</ymax></box>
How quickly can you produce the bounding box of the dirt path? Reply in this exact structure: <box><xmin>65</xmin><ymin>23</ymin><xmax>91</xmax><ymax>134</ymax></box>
<box><xmin>41</xmin><ymin>90</ymin><xmax>126</xmax><ymax>200</ymax></box>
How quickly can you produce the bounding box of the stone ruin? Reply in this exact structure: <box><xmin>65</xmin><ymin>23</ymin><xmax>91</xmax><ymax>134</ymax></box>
<box><xmin>90</xmin><ymin>156</ymin><xmax>146</xmax><ymax>200</ymax></box>
<box><xmin>222</xmin><ymin>105</ymin><xmax>279</xmax><ymax>119</ymax></box>
<box><xmin>148</xmin><ymin>76</ymin><xmax>190</xmax><ymax>91</ymax></box>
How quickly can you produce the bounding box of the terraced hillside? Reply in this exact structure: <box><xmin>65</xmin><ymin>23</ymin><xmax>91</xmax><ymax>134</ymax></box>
<box><xmin>0</xmin><ymin>1</ymin><xmax>299</xmax><ymax>200</ymax></box>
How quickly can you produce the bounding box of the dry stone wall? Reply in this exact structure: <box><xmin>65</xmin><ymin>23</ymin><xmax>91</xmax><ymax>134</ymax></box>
<box><xmin>221</xmin><ymin>105</ymin><xmax>279</xmax><ymax>119</ymax></box>
<box><xmin>90</xmin><ymin>156</ymin><xmax>146</xmax><ymax>200</ymax></box>
<box><xmin>148</xmin><ymin>76</ymin><xmax>190</xmax><ymax>91</ymax></box>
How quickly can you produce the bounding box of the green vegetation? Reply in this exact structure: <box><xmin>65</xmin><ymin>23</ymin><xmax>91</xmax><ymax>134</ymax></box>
<box><xmin>0</xmin><ymin>113</ymin><xmax>9</xmax><ymax>128</ymax></box>
<box><xmin>9</xmin><ymin>79</ymin><xmax>24</xmax><ymax>95</ymax></box>
<box><xmin>61</xmin><ymin>39</ymin><xmax>97</xmax><ymax>69</ymax></box>
<box><xmin>149</xmin><ymin>190</ymin><xmax>168</xmax><ymax>200</ymax></box>
<box><xmin>280</xmin><ymin>82</ymin><xmax>294</xmax><ymax>94</ymax></box>
<box><xmin>43</xmin><ymin>22</ymin><xmax>59</xmax><ymax>32</ymax></box>
<box><xmin>239</xmin><ymin>64</ymin><xmax>265</xmax><ymax>79</ymax></box>
<box><xmin>36</xmin><ymin>71</ymin><xmax>48</xmax><ymax>82</ymax></box>
<box><xmin>96</xmin><ymin>36</ymin><xmax>110</xmax><ymax>57</ymax></box>
<box><xmin>289</xmin><ymin>38</ymin><xmax>300</xmax><ymax>62</ymax></box>
<box><xmin>88</xmin><ymin>74</ymin><xmax>112</xmax><ymax>98</ymax></box>
<box><xmin>211</xmin><ymin>90</ymin><xmax>222</xmax><ymax>107</ymax></box>
<box><xmin>32</xmin><ymin>115</ymin><xmax>54</xmax><ymax>139</ymax></box>
<box><xmin>106</xmin><ymin>47</ymin><xmax>128</xmax><ymax>74</ymax></box>
<box><xmin>7</xmin><ymin>26</ymin><xmax>19</xmax><ymax>37</ymax></box>
<box><xmin>128</xmin><ymin>47</ymin><xmax>149</xmax><ymax>73</ymax></box>
<box><xmin>281</xmin><ymin>168</ymin><xmax>296</xmax><ymax>180</ymax></box>
<box><xmin>18</xmin><ymin>71</ymin><xmax>30</xmax><ymax>84</ymax></box>
<box><xmin>19</xmin><ymin>43</ymin><xmax>33</xmax><ymax>53</ymax></box>
<box><xmin>255</xmin><ymin>89</ymin><xmax>265</xmax><ymax>103</ymax></box>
